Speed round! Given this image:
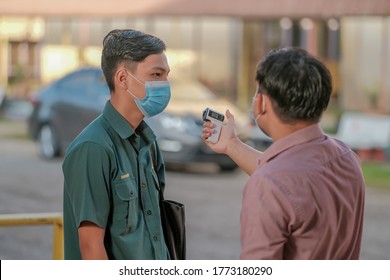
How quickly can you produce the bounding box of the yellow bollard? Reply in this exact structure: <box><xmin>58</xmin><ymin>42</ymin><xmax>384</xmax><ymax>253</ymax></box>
<box><xmin>52</xmin><ymin>219</ymin><xmax>64</xmax><ymax>260</ymax></box>
<box><xmin>0</xmin><ymin>212</ymin><xmax>64</xmax><ymax>259</ymax></box>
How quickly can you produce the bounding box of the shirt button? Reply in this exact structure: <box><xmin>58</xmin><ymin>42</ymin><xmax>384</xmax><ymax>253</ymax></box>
<box><xmin>141</xmin><ymin>183</ymin><xmax>146</xmax><ymax>188</ymax></box>
<box><xmin>153</xmin><ymin>236</ymin><xmax>158</xmax><ymax>241</ymax></box>
<box><xmin>147</xmin><ymin>210</ymin><xmax>152</xmax><ymax>215</ymax></box>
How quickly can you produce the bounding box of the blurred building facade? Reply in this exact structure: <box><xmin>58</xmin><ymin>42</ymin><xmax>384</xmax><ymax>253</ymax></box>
<box><xmin>0</xmin><ymin>1</ymin><xmax>389</xmax><ymax>114</ymax></box>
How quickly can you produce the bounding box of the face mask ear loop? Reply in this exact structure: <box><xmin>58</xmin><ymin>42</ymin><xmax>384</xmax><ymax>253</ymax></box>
<box><xmin>126</xmin><ymin>88</ymin><xmax>139</xmax><ymax>100</ymax></box>
<box><xmin>125</xmin><ymin>70</ymin><xmax>145</xmax><ymax>101</ymax></box>
<box><xmin>126</xmin><ymin>71</ymin><xmax>144</xmax><ymax>86</ymax></box>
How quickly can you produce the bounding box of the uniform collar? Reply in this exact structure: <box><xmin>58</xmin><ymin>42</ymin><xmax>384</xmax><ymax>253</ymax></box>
<box><xmin>258</xmin><ymin>124</ymin><xmax>325</xmax><ymax>167</ymax></box>
<box><xmin>102</xmin><ymin>101</ymin><xmax>156</xmax><ymax>144</ymax></box>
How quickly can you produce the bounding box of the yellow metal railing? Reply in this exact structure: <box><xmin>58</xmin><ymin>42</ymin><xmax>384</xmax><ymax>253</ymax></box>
<box><xmin>0</xmin><ymin>212</ymin><xmax>63</xmax><ymax>259</ymax></box>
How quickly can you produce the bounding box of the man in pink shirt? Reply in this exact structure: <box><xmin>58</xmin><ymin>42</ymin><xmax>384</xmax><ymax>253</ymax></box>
<box><xmin>202</xmin><ymin>47</ymin><xmax>365</xmax><ymax>259</ymax></box>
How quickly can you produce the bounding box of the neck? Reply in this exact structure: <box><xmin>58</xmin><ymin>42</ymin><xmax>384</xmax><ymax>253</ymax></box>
<box><xmin>270</xmin><ymin>120</ymin><xmax>317</xmax><ymax>142</ymax></box>
<box><xmin>110</xmin><ymin>95</ymin><xmax>143</xmax><ymax>129</ymax></box>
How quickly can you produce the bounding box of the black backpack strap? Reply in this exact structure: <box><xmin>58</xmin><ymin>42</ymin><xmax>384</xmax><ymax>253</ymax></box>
<box><xmin>150</xmin><ymin>141</ymin><xmax>157</xmax><ymax>171</ymax></box>
<box><xmin>150</xmin><ymin>141</ymin><xmax>164</xmax><ymax>200</ymax></box>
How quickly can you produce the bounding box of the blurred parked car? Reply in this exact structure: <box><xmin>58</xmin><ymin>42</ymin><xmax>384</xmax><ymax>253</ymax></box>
<box><xmin>0</xmin><ymin>86</ymin><xmax>33</xmax><ymax>120</ymax></box>
<box><xmin>28</xmin><ymin>67</ymin><xmax>252</xmax><ymax>171</ymax></box>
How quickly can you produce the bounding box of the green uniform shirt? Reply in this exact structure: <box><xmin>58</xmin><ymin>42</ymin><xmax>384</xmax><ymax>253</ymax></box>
<box><xmin>63</xmin><ymin>101</ymin><xmax>169</xmax><ymax>260</ymax></box>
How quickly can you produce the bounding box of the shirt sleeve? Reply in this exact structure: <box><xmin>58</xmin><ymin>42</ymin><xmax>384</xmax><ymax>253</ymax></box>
<box><xmin>63</xmin><ymin>142</ymin><xmax>111</xmax><ymax>229</ymax></box>
<box><xmin>240</xmin><ymin>172</ymin><xmax>297</xmax><ymax>260</ymax></box>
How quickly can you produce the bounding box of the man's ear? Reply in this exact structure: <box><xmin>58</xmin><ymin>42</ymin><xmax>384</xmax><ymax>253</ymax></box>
<box><xmin>261</xmin><ymin>95</ymin><xmax>266</xmax><ymax>114</ymax></box>
<box><xmin>115</xmin><ymin>68</ymin><xmax>128</xmax><ymax>90</ymax></box>
<box><xmin>256</xmin><ymin>94</ymin><xmax>265</xmax><ymax>115</ymax></box>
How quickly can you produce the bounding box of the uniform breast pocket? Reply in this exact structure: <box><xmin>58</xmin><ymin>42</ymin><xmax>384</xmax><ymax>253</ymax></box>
<box><xmin>113</xmin><ymin>178</ymin><xmax>139</xmax><ymax>235</ymax></box>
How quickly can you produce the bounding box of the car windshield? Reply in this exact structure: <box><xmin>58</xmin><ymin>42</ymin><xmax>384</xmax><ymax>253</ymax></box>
<box><xmin>171</xmin><ymin>80</ymin><xmax>217</xmax><ymax>102</ymax></box>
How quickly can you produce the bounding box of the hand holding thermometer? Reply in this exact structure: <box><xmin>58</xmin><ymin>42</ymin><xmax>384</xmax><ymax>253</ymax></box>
<box><xmin>202</xmin><ymin>107</ymin><xmax>225</xmax><ymax>143</ymax></box>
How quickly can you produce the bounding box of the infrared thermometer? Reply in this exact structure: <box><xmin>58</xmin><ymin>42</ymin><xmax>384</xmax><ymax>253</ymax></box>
<box><xmin>202</xmin><ymin>107</ymin><xmax>225</xmax><ymax>143</ymax></box>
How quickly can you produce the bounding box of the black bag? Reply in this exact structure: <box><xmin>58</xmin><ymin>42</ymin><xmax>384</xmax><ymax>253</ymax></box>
<box><xmin>150</xmin><ymin>143</ymin><xmax>186</xmax><ymax>260</ymax></box>
<box><xmin>159</xmin><ymin>192</ymin><xmax>186</xmax><ymax>260</ymax></box>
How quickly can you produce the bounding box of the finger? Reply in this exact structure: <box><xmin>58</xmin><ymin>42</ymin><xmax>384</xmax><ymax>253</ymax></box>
<box><xmin>202</xmin><ymin>131</ymin><xmax>211</xmax><ymax>139</ymax></box>
<box><xmin>226</xmin><ymin>109</ymin><xmax>234</xmax><ymax>119</ymax></box>
<box><xmin>225</xmin><ymin>109</ymin><xmax>235</xmax><ymax>124</ymax></box>
<box><xmin>202</xmin><ymin>131</ymin><xmax>212</xmax><ymax>141</ymax></box>
<box><xmin>203</xmin><ymin>121</ymin><xmax>215</xmax><ymax>129</ymax></box>
<box><xmin>202</xmin><ymin>125</ymin><xmax>214</xmax><ymax>133</ymax></box>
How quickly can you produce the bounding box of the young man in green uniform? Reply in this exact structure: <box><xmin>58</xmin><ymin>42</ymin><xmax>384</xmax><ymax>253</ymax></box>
<box><xmin>63</xmin><ymin>29</ymin><xmax>171</xmax><ymax>259</ymax></box>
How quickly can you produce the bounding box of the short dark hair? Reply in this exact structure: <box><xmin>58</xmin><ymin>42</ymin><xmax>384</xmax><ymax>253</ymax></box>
<box><xmin>101</xmin><ymin>29</ymin><xmax>166</xmax><ymax>92</ymax></box>
<box><xmin>256</xmin><ymin>47</ymin><xmax>332</xmax><ymax>123</ymax></box>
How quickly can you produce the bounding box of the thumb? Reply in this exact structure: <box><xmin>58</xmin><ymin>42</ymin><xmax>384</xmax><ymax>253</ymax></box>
<box><xmin>225</xmin><ymin>109</ymin><xmax>235</xmax><ymax>124</ymax></box>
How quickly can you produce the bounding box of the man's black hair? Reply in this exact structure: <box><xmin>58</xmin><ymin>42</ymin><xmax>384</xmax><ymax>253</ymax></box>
<box><xmin>101</xmin><ymin>29</ymin><xmax>166</xmax><ymax>92</ymax></box>
<box><xmin>256</xmin><ymin>47</ymin><xmax>332</xmax><ymax>123</ymax></box>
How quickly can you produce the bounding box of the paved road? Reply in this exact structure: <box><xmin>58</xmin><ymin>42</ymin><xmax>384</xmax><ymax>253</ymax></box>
<box><xmin>0</xmin><ymin>121</ymin><xmax>389</xmax><ymax>259</ymax></box>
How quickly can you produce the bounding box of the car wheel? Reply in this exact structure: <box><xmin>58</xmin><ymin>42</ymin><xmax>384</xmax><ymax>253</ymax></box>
<box><xmin>219</xmin><ymin>164</ymin><xmax>238</xmax><ymax>172</ymax></box>
<box><xmin>38</xmin><ymin>124</ymin><xmax>60</xmax><ymax>159</ymax></box>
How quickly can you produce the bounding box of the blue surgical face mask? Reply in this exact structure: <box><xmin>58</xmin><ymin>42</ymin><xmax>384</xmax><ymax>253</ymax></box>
<box><xmin>250</xmin><ymin>93</ymin><xmax>269</xmax><ymax>136</ymax></box>
<box><xmin>126</xmin><ymin>71</ymin><xmax>171</xmax><ymax>118</ymax></box>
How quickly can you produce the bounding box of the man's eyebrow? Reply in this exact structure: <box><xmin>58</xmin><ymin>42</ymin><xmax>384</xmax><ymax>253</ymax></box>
<box><xmin>151</xmin><ymin>66</ymin><xmax>170</xmax><ymax>73</ymax></box>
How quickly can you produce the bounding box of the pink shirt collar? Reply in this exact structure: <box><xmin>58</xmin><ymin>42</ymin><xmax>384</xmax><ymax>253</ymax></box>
<box><xmin>258</xmin><ymin>124</ymin><xmax>325</xmax><ymax>167</ymax></box>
